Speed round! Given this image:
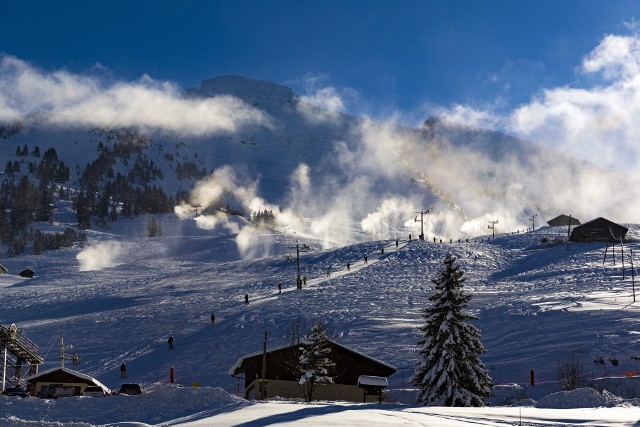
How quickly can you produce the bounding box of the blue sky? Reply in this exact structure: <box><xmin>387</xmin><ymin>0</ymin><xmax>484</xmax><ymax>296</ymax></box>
<box><xmin>2</xmin><ymin>1</ymin><xmax>638</xmax><ymax>114</ymax></box>
<box><xmin>3</xmin><ymin>1</ymin><xmax>640</xmax><ymax>172</ymax></box>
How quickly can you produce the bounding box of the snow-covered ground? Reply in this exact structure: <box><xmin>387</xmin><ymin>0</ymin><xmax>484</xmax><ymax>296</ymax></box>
<box><xmin>2</xmin><ymin>386</ymin><xmax>640</xmax><ymax>426</ymax></box>
<box><xmin>2</xmin><ymin>207</ymin><xmax>640</xmax><ymax>425</ymax></box>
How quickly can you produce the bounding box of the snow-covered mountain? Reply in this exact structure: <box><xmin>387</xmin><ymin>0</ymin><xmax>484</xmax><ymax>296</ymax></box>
<box><xmin>2</xmin><ymin>75</ymin><xmax>640</xmax><ymax>425</ymax></box>
<box><xmin>4</xmin><ymin>75</ymin><xmax>639</xmax><ymax>248</ymax></box>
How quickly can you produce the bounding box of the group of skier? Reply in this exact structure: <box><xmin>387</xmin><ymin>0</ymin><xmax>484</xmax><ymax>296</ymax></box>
<box><xmin>118</xmin><ymin>240</ymin><xmax>404</xmax><ymax>379</ymax></box>
<box><xmin>325</xmin><ymin>240</ymin><xmax>400</xmax><ymax>276</ymax></box>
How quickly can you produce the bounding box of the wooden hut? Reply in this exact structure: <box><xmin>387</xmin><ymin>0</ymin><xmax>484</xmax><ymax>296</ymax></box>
<box><xmin>547</xmin><ymin>214</ymin><xmax>581</xmax><ymax>227</ymax></box>
<box><xmin>26</xmin><ymin>366</ymin><xmax>110</xmax><ymax>397</ymax></box>
<box><xmin>569</xmin><ymin>217</ymin><xmax>628</xmax><ymax>242</ymax></box>
<box><xmin>229</xmin><ymin>340</ymin><xmax>396</xmax><ymax>402</ymax></box>
<box><xmin>18</xmin><ymin>269</ymin><xmax>35</xmax><ymax>278</ymax></box>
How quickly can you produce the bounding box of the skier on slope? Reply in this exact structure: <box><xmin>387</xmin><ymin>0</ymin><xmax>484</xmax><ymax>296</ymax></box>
<box><xmin>168</xmin><ymin>335</ymin><xmax>174</xmax><ymax>350</ymax></box>
<box><xmin>120</xmin><ymin>362</ymin><xmax>127</xmax><ymax>378</ymax></box>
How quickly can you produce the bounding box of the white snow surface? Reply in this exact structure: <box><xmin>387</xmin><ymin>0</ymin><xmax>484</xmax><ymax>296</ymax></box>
<box><xmin>2</xmin><ymin>215</ymin><xmax>640</xmax><ymax>425</ymax></box>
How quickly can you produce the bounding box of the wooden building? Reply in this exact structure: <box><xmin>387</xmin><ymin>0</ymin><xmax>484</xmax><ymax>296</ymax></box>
<box><xmin>569</xmin><ymin>217</ymin><xmax>628</xmax><ymax>242</ymax></box>
<box><xmin>18</xmin><ymin>268</ymin><xmax>35</xmax><ymax>278</ymax></box>
<box><xmin>229</xmin><ymin>340</ymin><xmax>396</xmax><ymax>402</ymax></box>
<box><xmin>547</xmin><ymin>214</ymin><xmax>581</xmax><ymax>227</ymax></box>
<box><xmin>25</xmin><ymin>366</ymin><xmax>110</xmax><ymax>396</ymax></box>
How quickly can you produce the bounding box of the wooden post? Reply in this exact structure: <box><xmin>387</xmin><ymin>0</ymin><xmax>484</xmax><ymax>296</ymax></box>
<box><xmin>632</xmin><ymin>249</ymin><xmax>636</xmax><ymax>303</ymax></box>
<box><xmin>567</xmin><ymin>215</ymin><xmax>572</xmax><ymax>250</ymax></box>
<box><xmin>621</xmin><ymin>238</ymin><xmax>625</xmax><ymax>280</ymax></box>
<box><xmin>296</xmin><ymin>244</ymin><xmax>302</xmax><ymax>289</ymax></box>
<box><xmin>603</xmin><ymin>242</ymin><xmax>609</xmax><ymax>265</ymax></box>
<box><xmin>260</xmin><ymin>330</ymin><xmax>267</xmax><ymax>400</ymax></box>
<box><xmin>613</xmin><ymin>241</ymin><xmax>616</xmax><ymax>266</ymax></box>
<box><xmin>1</xmin><ymin>345</ymin><xmax>6</xmax><ymax>393</ymax></box>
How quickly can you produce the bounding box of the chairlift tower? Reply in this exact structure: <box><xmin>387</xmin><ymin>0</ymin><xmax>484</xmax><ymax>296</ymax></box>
<box><xmin>191</xmin><ymin>203</ymin><xmax>202</xmax><ymax>217</ymax></box>
<box><xmin>488</xmin><ymin>220</ymin><xmax>499</xmax><ymax>239</ymax></box>
<box><xmin>528</xmin><ymin>214</ymin><xmax>537</xmax><ymax>231</ymax></box>
<box><xmin>57</xmin><ymin>330</ymin><xmax>79</xmax><ymax>369</ymax></box>
<box><xmin>292</xmin><ymin>242</ymin><xmax>309</xmax><ymax>289</ymax></box>
<box><xmin>415</xmin><ymin>210</ymin><xmax>430</xmax><ymax>240</ymax></box>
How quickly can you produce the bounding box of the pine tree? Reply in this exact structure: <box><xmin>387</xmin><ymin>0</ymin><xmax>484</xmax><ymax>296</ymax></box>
<box><xmin>298</xmin><ymin>321</ymin><xmax>336</xmax><ymax>402</ymax></box>
<box><xmin>411</xmin><ymin>254</ymin><xmax>492</xmax><ymax>407</ymax></box>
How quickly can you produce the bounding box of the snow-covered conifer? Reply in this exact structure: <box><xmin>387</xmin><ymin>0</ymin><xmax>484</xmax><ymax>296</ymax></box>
<box><xmin>298</xmin><ymin>321</ymin><xmax>336</xmax><ymax>402</ymax></box>
<box><xmin>411</xmin><ymin>253</ymin><xmax>493</xmax><ymax>406</ymax></box>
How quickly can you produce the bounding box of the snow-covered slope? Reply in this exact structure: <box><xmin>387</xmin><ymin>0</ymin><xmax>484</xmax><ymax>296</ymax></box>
<box><xmin>2</xmin><ymin>214</ymin><xmax>640</xmax><ymax>424</ymax></box>
<box><xmin>2</xmin><ymin>75</ymin><xmax>640</xmax><ymax>425</ymax></box>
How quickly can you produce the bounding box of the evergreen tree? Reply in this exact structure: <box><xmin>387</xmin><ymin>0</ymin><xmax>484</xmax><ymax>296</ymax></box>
<box><xmin>298</xmin><ymin>321</ymin><xmax>335</xmax><ymax>402</ymax></box>
<box><xmin>75</xmin><ymin>191</ymin><xmax>92</xmax><ymax>230</ymax></box>
<box><xmin>411</xmin><ymin>254</ymin><xmax>492</xmax><ymax>407</ymax></box>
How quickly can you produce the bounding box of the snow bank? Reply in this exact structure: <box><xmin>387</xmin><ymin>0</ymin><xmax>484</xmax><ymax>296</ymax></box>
<box><xmin>0</xmin><ymin>385</ymin><xmax>247</xmax><ymax>427</ymax></box>
<box><xmin>486</xmin><ymin>383</ymin><xmax>525</xmax><ymax>406</ymax></box>
<box><xmin>535</xmin><ymin>387</ymin><xmax>634</xmax><ymax>409</ymax></box>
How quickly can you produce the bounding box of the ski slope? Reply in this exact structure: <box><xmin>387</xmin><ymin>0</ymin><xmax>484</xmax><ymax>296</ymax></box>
<box><xmin>1</xmin><ymin>211</ymin><xmax>640</xmax><ymax>424</ymax></box>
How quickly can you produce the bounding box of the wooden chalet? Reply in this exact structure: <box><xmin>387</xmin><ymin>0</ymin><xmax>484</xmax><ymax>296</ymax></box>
<box><xmin>26</xmin><ymin>366</ymin><xmax>110</xmax><ymax>396</ymax></box>
<box><xmin>569</xmin><ymin>217</ymin><xmax>628</xmax><ymax>242</ymax></box>
<box><xmin>229</xmin><ymin>340</ymin><xmax>396</xmax><ymax>402</ymax></box>
<box><xmin>18</xmin><ymin>268</ymin><xmax>35</xmax><ymax>278</ymax></box>
<box><xmin>547</xmin><ymin>214</ymin><xmax>581</xmax><ymax>227</ymax></box>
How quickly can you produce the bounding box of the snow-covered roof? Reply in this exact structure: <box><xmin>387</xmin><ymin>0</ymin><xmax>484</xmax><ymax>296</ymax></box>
<box><xmin>228</xmin><ymin>339</ymin><xmax>396</xmax><ymax>376</ymax></box>
<box><xmin>228</xmin><ymin>342</ymin><xmax>291</xmax><ymax>376</ymax></box>
<box><xmin>357</xmin><ymin>375</ymin><xmax>388</xmax><ymax>388</ymax></box>
<box><xmin>26</xmin><ymin>366</ymin><xmax>111</xmax><ymax>392</ymax></box>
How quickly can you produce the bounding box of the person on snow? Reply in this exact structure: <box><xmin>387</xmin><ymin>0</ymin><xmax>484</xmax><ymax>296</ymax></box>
<box><xmin>381</xmin><ymin>247</ymin><xmax>384</xmax><ymax>255</ymax></box>
<box><xmin>120</xmin><ymin>362</ymin><xmax>127</xmax><ymax>378</ymax></box>
<box><xmin>168</xmin><ymin>335</ymin><xmax>174</xmax><ymax>350</ymax></box>
<box><xmin>364</xmin><ymin>255</ymin><xmax>368</xmax><ymax>263</ymax></box>
<box><xmin>303</xmin><ymin>276</ymin><xmax>307</xmax><ymax>285</ymax></box>
<box><xmin>278</xmin><ymin>282</ymin><xmax>282</xmax><ymax>293</ymax></box>
<box><xmin>347</xmin><ymin>262</ymin><xmax>350</xmax><ymax>271</ymax></box>
<box><xmin>395</xmin><ymin>240</ymin><xmax>398</xmax><ymax>247</ymax></box>
<box><xmin>245</xmin><ymin>293</ymin><xmax>249</xmax><ymax>306</ymax></box>
<box><xmin>326</xmin><ymin>266</ymin><xmax>331</xmax><ymax>277</ymax></box>
<box><xmin>211</xmin><ymin>313</ymin><xmax>215</xmax><ymax>325</ymax></box>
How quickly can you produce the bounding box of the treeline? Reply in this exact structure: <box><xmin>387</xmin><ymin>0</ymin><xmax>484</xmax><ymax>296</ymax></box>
<box><xmin>6</xmin><ymin>147</ymin><xmax>71</xmax><ymax>182</ymax></box>
<box><xmin>76</xmin><ymin>140</ymin><xmax>178</xmax><ymax>228</ymax></box>
<box><xmin>0</xmin><ymin>136</ymin><xmax>192</xmax><ymax>256</ymax></box>
<box><xmin>251</xmin><ymin>209</ymin><xmax>276</xmax><ymax>227</ymax></box>
<box><xmin>0</xmin><ymin>175</ymin><xmax>86</xmax><ymax>256</ymax></box>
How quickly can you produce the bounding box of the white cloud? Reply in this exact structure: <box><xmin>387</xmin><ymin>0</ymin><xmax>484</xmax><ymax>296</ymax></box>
<box><xmin>436</xmin><ymin>103</ymin><xmax>505</xmax><ymax>130</ymax></box>
<box><xmin>428</xmin><ymin>32</ymin><xmax>640</xmax><ymax>174</ymax></box>
<box><xmin>582</xmin><ymin>34</ymin><xmax>640</xmax><ymax>80</ymax></box>
<box><xmin>507</xmin><ymin>34</ymin><xmax>640</xmax><ymax>171</ymax></box>
<box><xmin>0</xmin><ymin>56</ymin><xmax>272</xmax><ymax>135</ymax></box>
